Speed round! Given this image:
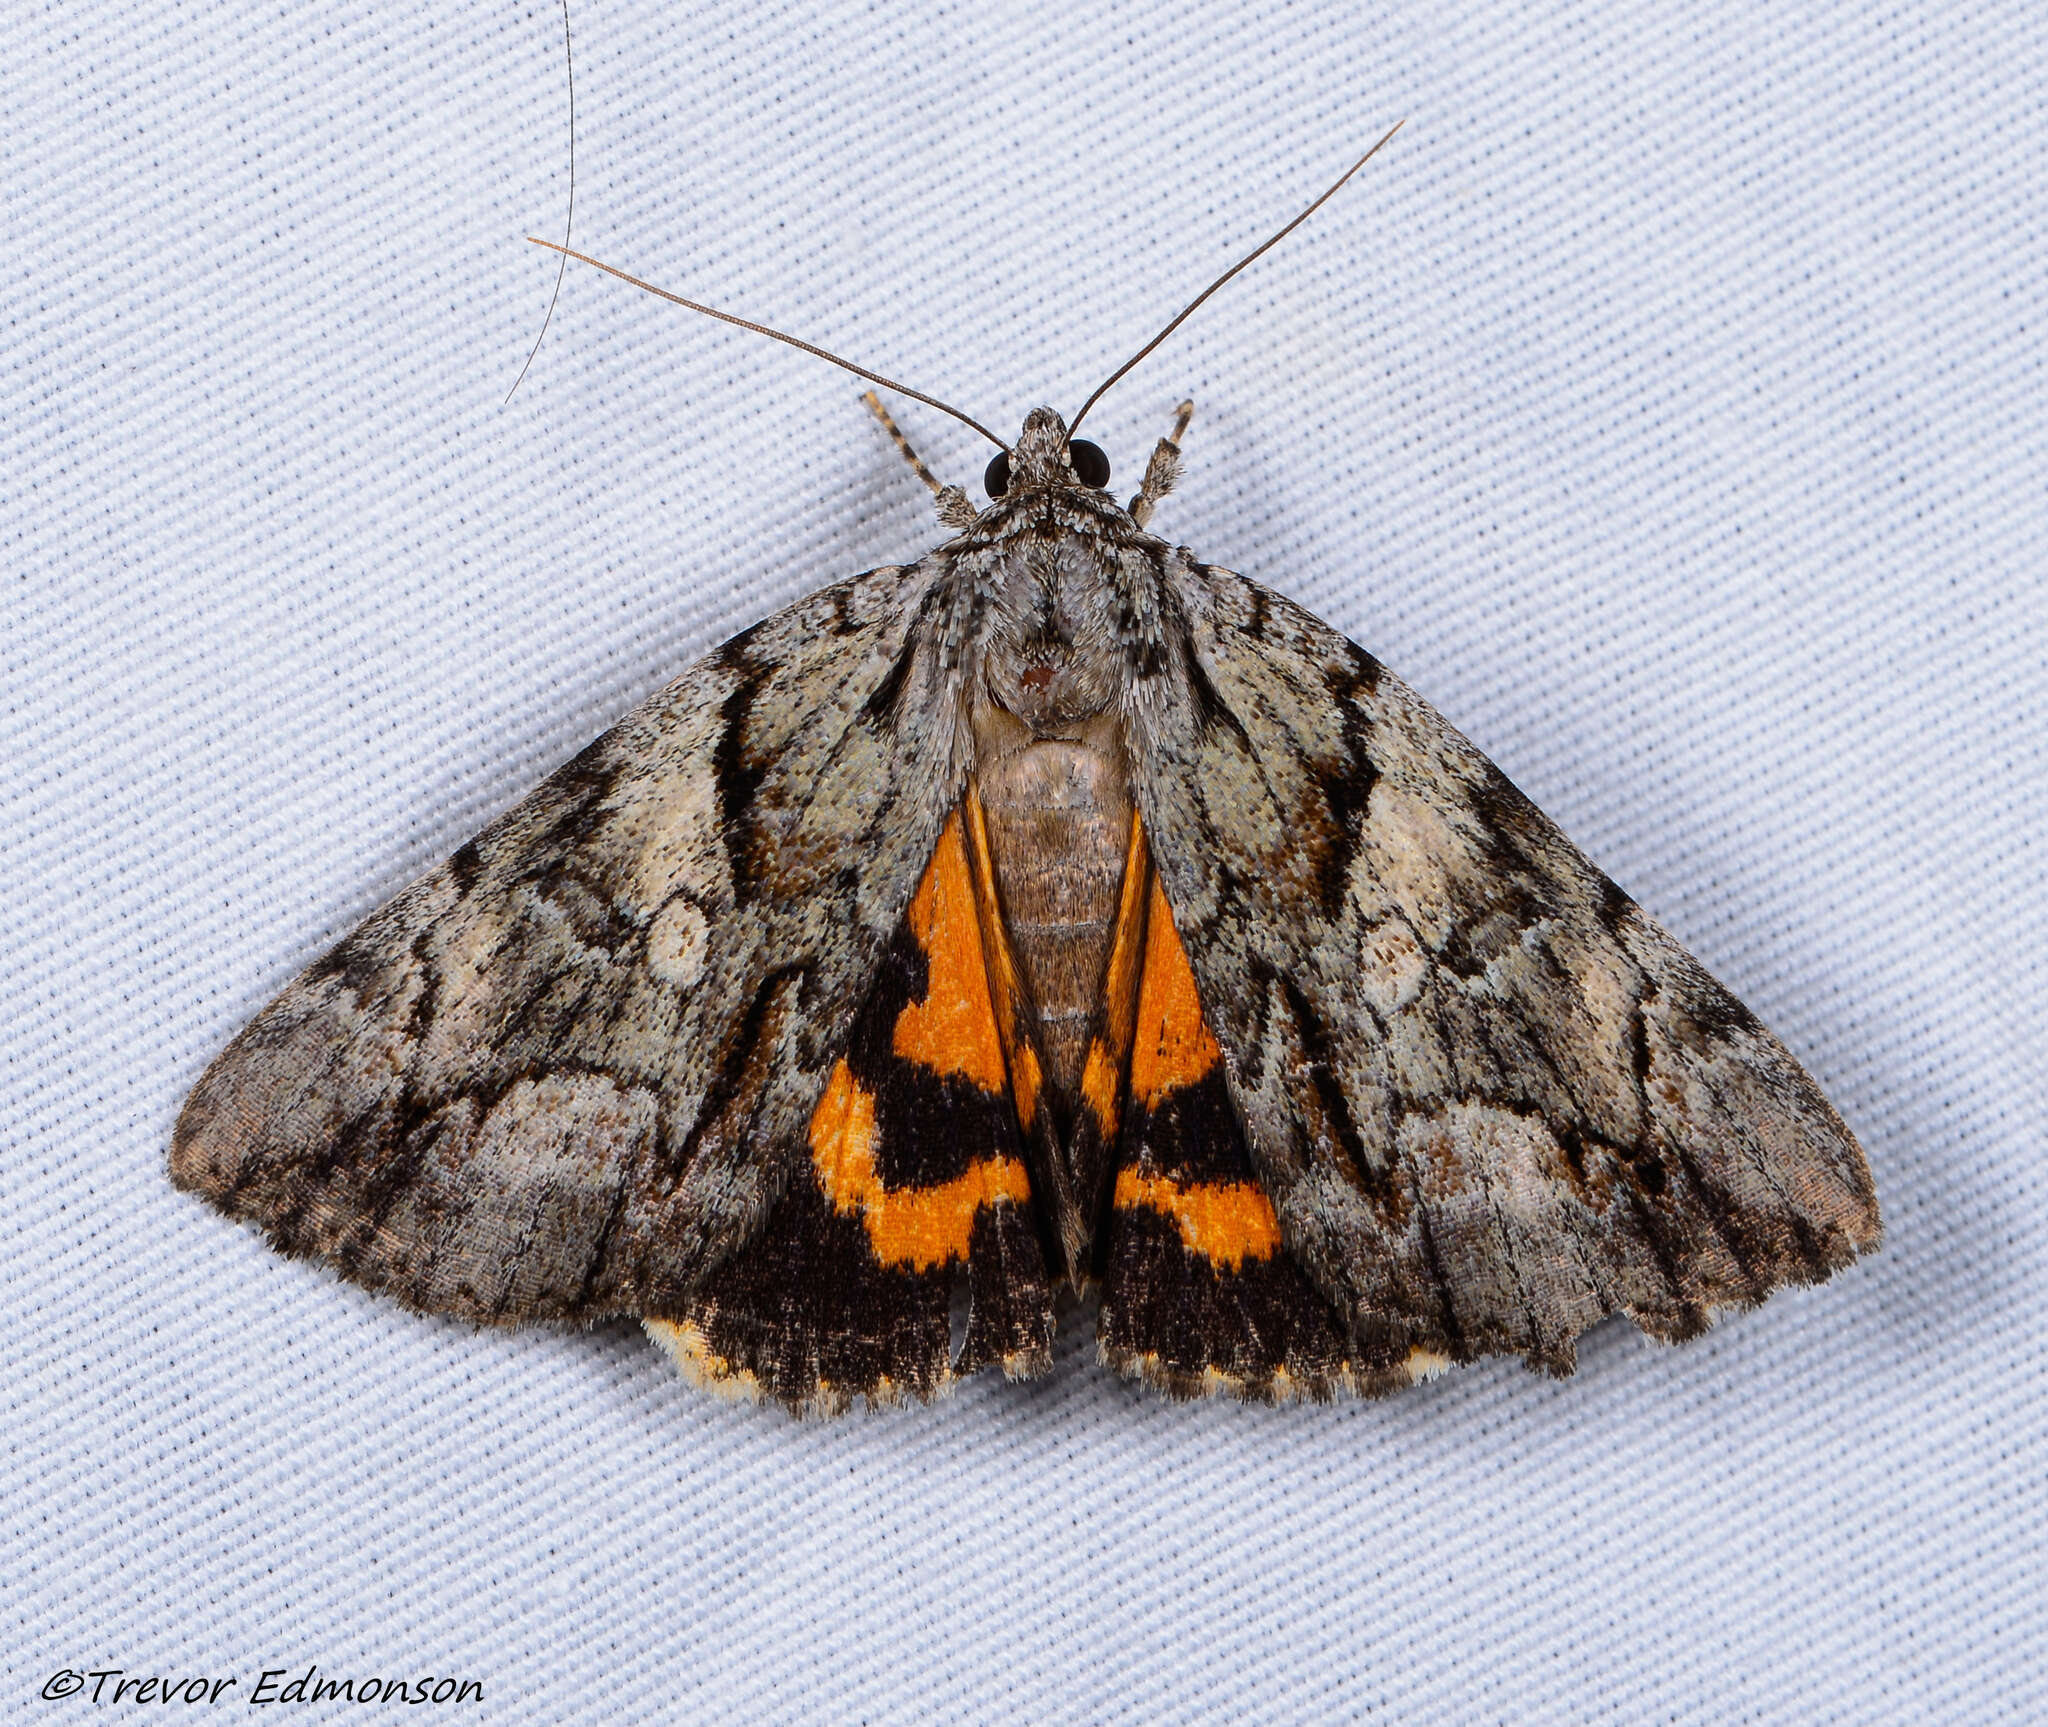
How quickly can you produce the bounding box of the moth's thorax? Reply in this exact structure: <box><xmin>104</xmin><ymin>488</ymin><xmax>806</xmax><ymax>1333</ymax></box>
<box><xmin>975</xmin><ymin>529</ymin><xmax>1128</xmax><ymax>730</ymax></box>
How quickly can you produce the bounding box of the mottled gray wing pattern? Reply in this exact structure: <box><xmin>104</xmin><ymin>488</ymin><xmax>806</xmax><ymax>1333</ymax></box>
<box><xmin>1126</xmin><ymin>559</ymin><xmax>1880</xmax><ymax>1378</ymax></box>
<box><xmin>173</xmin><ymin>557</ymin><xmax>969</xmax><ymax>1324</ymax></box>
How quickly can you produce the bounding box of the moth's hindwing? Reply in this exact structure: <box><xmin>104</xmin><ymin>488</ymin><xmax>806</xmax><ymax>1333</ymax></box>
<box><xmin>1095</xmin><ymin>818</ymin><xmax>1431</xmax><ymax>1401</ymax></box>
<box><xmin>647</xmin><ymin>808</ymin><xmax>1057</xmax><ymax>1413</ymax></box>
<box><xmin>1126</xmin><ymin>559</ymin><xmax>1881</xmax><ymax>1383</ymax></box>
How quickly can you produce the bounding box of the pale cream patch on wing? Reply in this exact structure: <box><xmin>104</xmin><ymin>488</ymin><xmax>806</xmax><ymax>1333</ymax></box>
<box><xmin>643</xmin><ymin>1318</ymin><xmax>765</xmax><ymax>1402</ymax></box>
<box><xmin>1382</xmin><ymin>1001</ymin><xmax>1457</xmax><ymax>1104</ymax></box>
<box><xmin>1357</xmin><ymin>918</ymin><xmax>1431</xmax><ymax>1018</ymax></box>
<box><xmin>406</xmin><ymin>1073</ymin><xmax>647</xmax><ymax>1230</ymax></box>
<box><xmin>610</xmin><ymin>703</ymin><xmax>731</xmax><ymax>914</ymax></box>
<box><xmin>1423</xmin><ymin>1100</ymin><xmax>1576</xmax><ymax>1215</ymax></box>
<box><xmin>1398</xmin><ymin>1101</ymin><xmax>1609</xmax><ymax>1343</ymax></box>
<box><xmin>404</xmin><ymin>1074</ymin><xmax>658</xmax><ymax>1311</ymax></box>
<box><xmin>1099</xmin><ymin>1345</ymin><xmax>1450</xmax><ymax>1402</ymax></box>
<box><xmin>1360</xmin><ymin>782</ymin><xmax>1468</xmax><ymax>947</ymax></box>
<box><xmin>1400</xmin><ymin>1346</ymin><xmax>1453</xmax><ymax>1382</ymax></box>
<box><xmin>645</xmin><ymin>896</ymin><xmax>710</xmax><ymax>991</ymax></box>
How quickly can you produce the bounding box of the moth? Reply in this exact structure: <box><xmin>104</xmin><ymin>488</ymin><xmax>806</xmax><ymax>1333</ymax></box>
<box><xmin>173</xmin><ymin>135</ymin><xmax>1880</xmax><ymax>1413</ymax></box>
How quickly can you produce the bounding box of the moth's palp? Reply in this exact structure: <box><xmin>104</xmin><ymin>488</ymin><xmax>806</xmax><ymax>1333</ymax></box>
<box><xmin>526</xmin><ymin>238</ymin><xmax>1010</xmax><ymax>455</ymax></box>
<box><xmin>1066</xmin><ymin>119</ymin><xmax>1406</xmax><ymax>438</ymax></box>
<box><xmin>1129</xmin><ymin>400</ymin><xmax>1195</xmax><ymax>529</ymax></box>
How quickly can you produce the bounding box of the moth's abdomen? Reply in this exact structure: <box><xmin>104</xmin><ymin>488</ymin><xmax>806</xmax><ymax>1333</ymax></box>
<box><xmin>968</xmin><ymin>715</ymin><xmax>1132</xmax><ymax>1104</ymax></box>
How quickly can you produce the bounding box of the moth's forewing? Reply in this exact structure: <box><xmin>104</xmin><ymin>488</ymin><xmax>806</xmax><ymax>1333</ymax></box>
<box><xmin>170</xmin><ymin>562</ymin><xmax>966</xmax><ymax>1335</ymax></box>
<box><xmin>1126</xmin><ymin>558</ymin><xmax>1881</xmax><ymax>1382</ymax></box>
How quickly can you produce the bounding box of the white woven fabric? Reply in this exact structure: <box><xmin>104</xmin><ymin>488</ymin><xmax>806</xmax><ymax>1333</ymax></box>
<box><xmin>8</xmin><ymin>1</ymin><xmax>2042</xmax><ymax>1720</ymax></box>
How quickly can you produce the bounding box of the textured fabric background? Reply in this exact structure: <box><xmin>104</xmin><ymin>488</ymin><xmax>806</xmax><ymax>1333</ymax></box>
<box><xmin>7</xmin><ymin>2</ymin><xmax>2043</xmax><ymax>1720</ymax></box>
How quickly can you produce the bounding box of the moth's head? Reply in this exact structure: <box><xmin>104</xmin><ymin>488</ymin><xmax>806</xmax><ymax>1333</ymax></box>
<box><xmin>983</xmin><ymin>407</ymin><xmax>1111</xmax><ymax>502</ymax></box>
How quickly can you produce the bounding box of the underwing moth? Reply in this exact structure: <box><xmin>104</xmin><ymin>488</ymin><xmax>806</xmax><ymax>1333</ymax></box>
<box><xmin>172</xmin><ymin>138</ymin><xmax>1879</xmax><ymax>1414</ymax></box>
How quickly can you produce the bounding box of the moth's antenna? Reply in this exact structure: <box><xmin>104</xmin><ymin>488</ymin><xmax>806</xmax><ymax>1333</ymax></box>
<box><xmin>527</xmin><ymin>239</ymin><xmax>1010</xmax><ymax>453</ymax></box>
<box><xmin>505</xmin><ymin>0</ymin><xmax>575</xmax><ymax>406</ymax></box>
<box><xmin>861</xmin><ymin>390</ymin><xmax>945</xmax><ymax>496</ymax></box>
<box><xmin>1067</xmin><ymin>120</ymin><xmax>1407</xmax><ymax>437</ymax></box>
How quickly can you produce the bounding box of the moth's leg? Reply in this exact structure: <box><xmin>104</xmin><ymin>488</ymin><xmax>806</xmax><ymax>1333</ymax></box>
<box><xmin>862</xmin><ymin>390</ymin><xmax>978</xmax><ymax>529</ymax></box>
<box><xmin>1128</xmin><ymin>399</ymin><xmax>1195</xmax><ymax>529</ymax></box>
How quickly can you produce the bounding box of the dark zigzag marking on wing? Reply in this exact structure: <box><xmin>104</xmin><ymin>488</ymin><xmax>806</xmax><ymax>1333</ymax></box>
<box><xmin>712</xmin><ymin>646</ymin><xmax>774</xmax><ymax>902</ymax></box>
<box><xmin>1311</xmin><ymin>653</ymin><xmax>1382</xmax><ymax>921</ymax></box>
<box><xmin>674</xmin><ymin>965</ymin><xmax>804</xmax><ymax>1175</ymax></box>
<box><xmin>1270</xmin><ymin>966</ymin><xmax>1393</xmax><ymax>1215</ymax></box>
<box><xmin>1189</xmin><ymin>568</ymin><xmax>1382</xmax><ymax>922</ymax></box>
<box><xmin>447</xmin><ymin>840</ymin><xmax>482</xmax><ymax>894</ymax></box>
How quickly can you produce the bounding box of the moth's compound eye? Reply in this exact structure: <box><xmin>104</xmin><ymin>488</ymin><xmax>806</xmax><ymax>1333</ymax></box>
<box><xmin>1069</xmin><ymin>440</ymin><xmax>1111</xmax><ymax>488</ymax></box>
<box><xmin>984</xmin><ymin>451</ymin><xmax>1012</xmax><ymax>498</ymax></box>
